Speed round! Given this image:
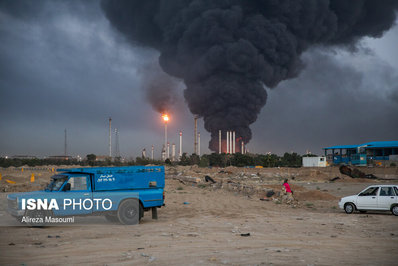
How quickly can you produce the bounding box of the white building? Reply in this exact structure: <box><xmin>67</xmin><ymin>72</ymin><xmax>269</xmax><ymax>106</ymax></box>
<box><xmin>302</xmin><ymin>156</ymin><xmax>327</xmax><ymax>167</ymax></box>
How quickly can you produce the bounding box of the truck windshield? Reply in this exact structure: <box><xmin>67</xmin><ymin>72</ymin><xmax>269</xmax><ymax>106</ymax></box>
<box><xmin>46</xmin><ymin>175</ymin><xmax>67</xmax><ymax>191</ymax></box>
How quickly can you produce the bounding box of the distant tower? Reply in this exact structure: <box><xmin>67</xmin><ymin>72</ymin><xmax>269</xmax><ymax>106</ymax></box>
<box><xmin>218</xmin><ymin>130</ymin><xmax>221</xmax><ymax>154</ymax></box>
<box><xmin>194</xmin><ymin>116</ymin><xmax>198</xmax><ymax>154</ymax></box>
<box><xmin>198</xmin><ymin>132</ymin><xmax>201</xmax><ymax>156</ymax></box>
<box><xmin>64</xmin><ymin>129</ymin><xmax>67</xmax><ymax>156</ymax></box>
<box><xmin>108</xmin><ymin>117</ymin><xmax>112</xmax><ymax>157</ymax></box>
<box><xmin>161</xmin><ymin>145</ymin><xmax>166</xmax><ymax>161</ymax></box>
<box><xmin>172</xmin><ymin>143</ymin><xmax>176</xmax><ymax>161</ymax></box>
<box><xmin>179</xmin><ymin>131</ymin><xmax>183</xmax><ymax>159</ymax></box>
<box><xmin>114</xmin><ymin>128</ymin><xmax>120</xmax><ymax>158</ymax></box>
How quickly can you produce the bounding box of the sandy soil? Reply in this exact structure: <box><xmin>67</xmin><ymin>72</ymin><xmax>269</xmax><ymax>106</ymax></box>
<box><xmin>0</xmin><ymin>166</ymin><xmax>397</xmax><ymax>265</ymax></box>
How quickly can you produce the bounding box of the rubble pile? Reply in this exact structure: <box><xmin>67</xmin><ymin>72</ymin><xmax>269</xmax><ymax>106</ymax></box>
<box><xmin>166</xmin><ymin>165</ymin><xmax>341</xmax><ymax>206</ymax></box>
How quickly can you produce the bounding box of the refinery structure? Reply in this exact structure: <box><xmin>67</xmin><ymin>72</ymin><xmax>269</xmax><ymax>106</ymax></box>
<box><xmin>144</xmin><ymin>114</ymin><xmax>248</xmax><ymax>162</ymax></box>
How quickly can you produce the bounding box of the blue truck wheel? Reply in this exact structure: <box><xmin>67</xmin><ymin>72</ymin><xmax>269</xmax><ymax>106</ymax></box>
<box><xmin>117</xmin><ymin>199</ymin><xmax>142</xmax><ymax>225</ymax></box>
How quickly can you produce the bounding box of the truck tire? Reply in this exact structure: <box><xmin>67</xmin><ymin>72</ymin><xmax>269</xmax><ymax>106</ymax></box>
<box><xmin>117</xmin><ymin>199</ymin><xmax>142</xmax><ymax>225</ymax></box>
<box><xmin>105</xmin><ymin>214</ymin><xmax>120</xmax><ymax>223</ymax></box>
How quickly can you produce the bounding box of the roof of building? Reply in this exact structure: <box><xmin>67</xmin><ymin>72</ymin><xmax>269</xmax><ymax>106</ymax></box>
<box><xmin>364</xmin><ymin>141</ymin><xmax>398</xmax><ymax>148</ymax></box>
<box><xmin>324</xmin><ymin>141</ymin><xmax>398</xmax><ymax>150</ymax></box>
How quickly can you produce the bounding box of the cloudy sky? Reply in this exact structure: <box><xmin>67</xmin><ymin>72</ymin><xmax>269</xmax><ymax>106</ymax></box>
<box><xmin>0</xmin><ymin>1</ymin><xmax>397</xmax><ymax>158</ymax></box>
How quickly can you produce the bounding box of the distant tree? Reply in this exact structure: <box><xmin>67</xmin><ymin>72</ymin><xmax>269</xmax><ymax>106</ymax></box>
<box><xmin>198</xmin><ymin>156</ymin><xmax>209</xmax><ymax>167</ymax></box>
<box><xmin>86</xmin><ymin>154</ymin><xmax>96</xmax><ymax>161</ymax></box>
<box><xmin>136</xmin><ymin>156</ymin><xmax>149</xmax><ymax>165</ymax></box>
<box><xmin>86</xmin><ymin>154</ymin><xmax>96</xmax><ymax>166</ymax></box>
<box><xmin>189</xmin><ymin>154</ymin><xmax>200</xmax><ymax>165</ymax></box>
<box><xmin>259</xmin><ymin>154</ymin><xmax>280</xmax><ymax>167</ymax></box>
<box><xmin>280</xmin><ymin>152</ymin><xmax>301</xmax><ymax>167</ymax></box>
<box><xmin>206</xmin><ymin>153</ymin><xmax>227</xmax><ymax>167</ymax></box>
<box><xmin>113</xmin><ymin>156</ymin><xmax>122</xmax><ymax>166</ymax></box>
<box><xmin>179</xmin><ymin>153</ymin><xmax>190</xmax><ymax>166</ymax></box>
<box><xmin>302</xmin><ymin>154</ymin><xmax>318</xmax><ymax>157</ymax></box>
<box><xmin>231</xmin><ymin>153</ymin><xmax>254</xmax><ymax>167</ymax></box>
<box><xmin>165</xmin><ymin>158</ymin><xmax>172</xmax><ymax>165</ymax></box>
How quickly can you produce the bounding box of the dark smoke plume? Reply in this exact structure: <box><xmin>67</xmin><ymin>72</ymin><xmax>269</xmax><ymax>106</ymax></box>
<box><xmin>140</xmin><ymin>62</ymin><xmax>181</xmax><ymax>114</ymax></box>
<box><xmin>101</xmin><ymin>0</ymin><xmax>398</xmax><ymax>152</ymax></box>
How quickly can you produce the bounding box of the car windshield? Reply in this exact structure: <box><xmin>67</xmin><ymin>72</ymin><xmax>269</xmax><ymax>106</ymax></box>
<box><xmin>359</xmin><ymin>187</ymin><xmax>379</xmax><ymax>196</ymax></box>
<box><xmin>46</xmin><ymin>175</ymin><xmax>67</xmax><ymax>191</ymax></box>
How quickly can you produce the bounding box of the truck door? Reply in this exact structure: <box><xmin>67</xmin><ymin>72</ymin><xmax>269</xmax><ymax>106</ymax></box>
<box><xmin>356</xmin><ymin>186</ymin><xmax>379</xmax><ymax>209</ymax></box>
<box><xmin>377</xmin><ymin>186</ymin><xmax>397</xmax><ymax>210</ymax></box>
<box><xmin>59</xmin><ymin>175</ymin><xmax>92</xmax><ymax>216</ymax></box>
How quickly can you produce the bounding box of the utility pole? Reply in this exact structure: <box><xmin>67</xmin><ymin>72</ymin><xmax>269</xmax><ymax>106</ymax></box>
<box><xmin>109</xmin><ymin>117</ymin><xmax>112</xmax><ymax>158</ymax></box>
<box><xmin>114</xmin><ymin>128</ymin><xmax>120</xmax><ymax>158</ymax></box>
<box><xmin>198</xmin><ymin>132</ymin><xmax>201</xmax><ymax>156</ymax></box>
<box><xmin>64</xmin><ymin>129</ymin><xmax>67</xmax><ymax>156</ymax></box>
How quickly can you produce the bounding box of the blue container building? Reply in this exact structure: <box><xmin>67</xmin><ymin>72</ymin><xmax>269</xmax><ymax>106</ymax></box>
<box><xmin>323</xmin><ymin>141</ymin><xmax>398</xmax><ymax>166</ymax></box>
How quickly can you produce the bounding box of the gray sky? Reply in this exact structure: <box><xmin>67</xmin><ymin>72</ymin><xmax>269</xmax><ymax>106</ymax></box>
<box><xmin>0</xmin><ymin>1</ymin><xmax>397</xmax><ymax>158</ymax></box>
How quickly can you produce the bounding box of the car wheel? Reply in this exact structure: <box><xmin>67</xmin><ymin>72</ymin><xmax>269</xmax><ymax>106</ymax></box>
<box><xmin>344</xmin><ymin>203</ymin><xmax>355</xmax><ymax>214</ymax></box>
<box><xmin>392</xmin><ymin>205</ymin><xmax>398</xmax><ymax>216</ymax></box>
<box><xmin>117</xmin><ymin>199</ymin><xmax>142</xmax><ymax>225</ymax></box>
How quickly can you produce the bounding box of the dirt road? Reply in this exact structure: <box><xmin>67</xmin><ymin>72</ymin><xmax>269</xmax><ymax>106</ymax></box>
<box><xmin>1</xmin><ymin>177</ymin><xmax>397</xmax><ymax>265</ymax></box>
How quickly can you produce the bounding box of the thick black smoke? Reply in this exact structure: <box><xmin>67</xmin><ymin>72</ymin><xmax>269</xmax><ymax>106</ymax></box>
<box><xmin>140</xmin><ymin>62</ymin><xmax>181</xmax><ymax>114</ymax></box>
<box><xmin>101</xmin><ymin>0</ymin><xmax>398</xmax><ymax>152</ymax></box>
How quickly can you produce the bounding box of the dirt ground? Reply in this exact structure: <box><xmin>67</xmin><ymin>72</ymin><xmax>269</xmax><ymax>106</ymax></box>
<box><xmin>0</xmin><ymin>166</ymin><xmax>397</xmax><ymax>265</ymax></box>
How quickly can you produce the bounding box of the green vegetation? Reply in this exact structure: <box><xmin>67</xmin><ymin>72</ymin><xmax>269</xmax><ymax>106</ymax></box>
<box><xmin>0</xmin><ymin>151</ymin><xmax>309</xmax><ymax>168</ymax></box>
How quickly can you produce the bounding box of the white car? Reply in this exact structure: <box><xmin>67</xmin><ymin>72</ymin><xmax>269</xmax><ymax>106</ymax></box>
<box><xmin>339</xmin><ymin>185</ymin><xmax>398</xmax><ymax>216</ymax></box>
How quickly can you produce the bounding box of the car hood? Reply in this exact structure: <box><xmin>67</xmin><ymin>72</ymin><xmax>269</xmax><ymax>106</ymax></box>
<box><xmin>7</xmin><ymin>191</ymin><xmax>50</xmax><ymax>200</ymax></box>
<box><xmin>340</xmin><ymin>195</ymin><xmax>357</xmax><ymax>202</ymax></box>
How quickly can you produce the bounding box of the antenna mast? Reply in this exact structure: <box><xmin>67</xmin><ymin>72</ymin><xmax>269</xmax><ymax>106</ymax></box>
<box><xmin>64</xmin><ymin>128</ymin><xmax>67</xmax><ymax>156</ymax></box>
<box><xmin>114</xmin><ymin>128</ymin><xmax>120</xmax><ymax>158</ymax></box>
<box><xmin>109</xmin><ymin>117</ymin><xmax>112</xmax><ymax>157</ymax></box>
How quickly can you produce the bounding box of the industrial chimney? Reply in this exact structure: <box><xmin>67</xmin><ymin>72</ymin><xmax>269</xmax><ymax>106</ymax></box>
<box><xmin>194</xmin><ymin>116</ymin><xmax>198</xmax><ymax>154</ymax></box>
<box><xmin>218</xmin><ymin>130</ymin><xmax>221</xmax><ymax>154</ymax></box>
<box><xmin>198</xmin><ymin>132</ymin><xmax>201</xmax><ymax>156</ymax></box>
<box><xmin>179</xmin><ymin>131</ymin><xmax>183</xmax><ymax>159</ymax></box>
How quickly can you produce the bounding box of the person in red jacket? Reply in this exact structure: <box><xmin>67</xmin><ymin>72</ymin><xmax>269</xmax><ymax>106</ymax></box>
<box><xmin>283</xmin><ymin>179</ymin><xmax>292</xmax><ymax>193</ymax></box>
<box><xmin>282</xmin><ymin>179</ymin><xmax>294</xmax><ymax>203</ymax></box>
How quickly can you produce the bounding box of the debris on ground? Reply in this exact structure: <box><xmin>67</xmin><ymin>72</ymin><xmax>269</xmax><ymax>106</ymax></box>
<box><xmin>329</xmin><ymin>176</ymin><xmax>341</xmax><ymax>182</ymax></box>
<box><xmin>266</xmin><ymin>190</ymin><xmax>275</xmax><ymax>197</ymax></box>
<box><xmin>205</xmin><ymin>175</ymin><xmax>216</xmax><ymax>183</ymax></box>
<box><xmin>339</xmin><ymin>165</ymin><xmax>378</xmax><ymax>179</ymax></box>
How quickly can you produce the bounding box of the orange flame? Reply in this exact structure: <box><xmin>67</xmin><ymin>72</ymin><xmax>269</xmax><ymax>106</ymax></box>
<box><xmin>162</xmin><ymin>114</ymin><xmax>169</xmax><ymax>122</ymax></box>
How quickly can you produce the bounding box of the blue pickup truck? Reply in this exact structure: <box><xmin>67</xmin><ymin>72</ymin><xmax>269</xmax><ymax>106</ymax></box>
<box><xmin>7</xmin><ymin>166</ymin><xmax>165</xmax><ymax>225</ymax></box>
